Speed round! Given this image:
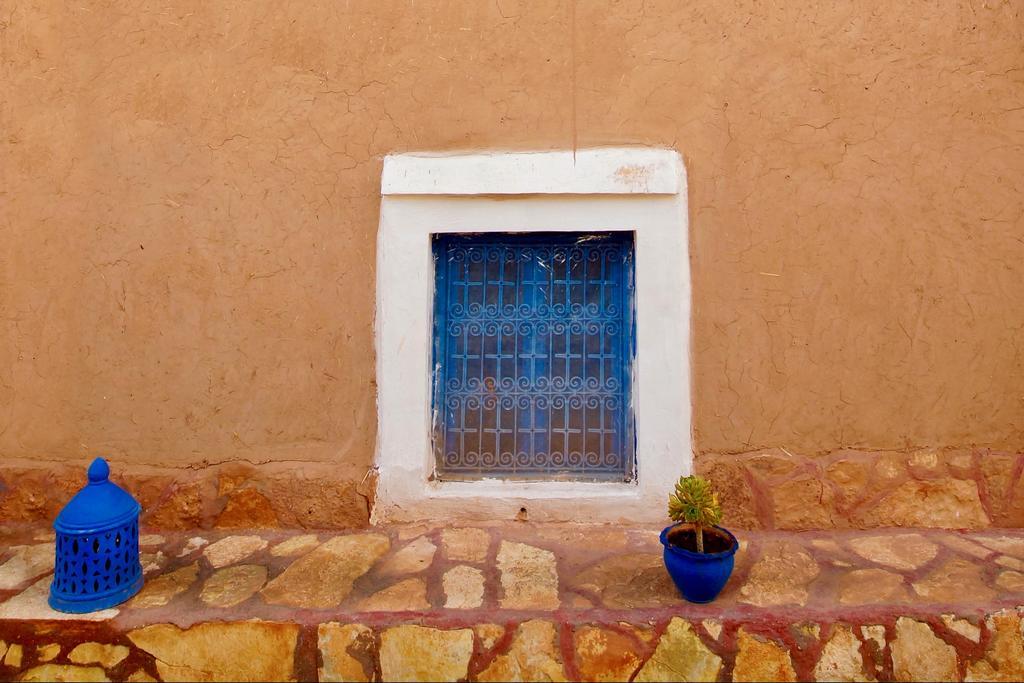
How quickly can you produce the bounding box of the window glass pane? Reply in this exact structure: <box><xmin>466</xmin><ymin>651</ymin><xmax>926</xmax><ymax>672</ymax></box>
<box><xmin>432</xmin><ymin>232</ymin><xmax>635</xmax><ymax>481</ymax></box>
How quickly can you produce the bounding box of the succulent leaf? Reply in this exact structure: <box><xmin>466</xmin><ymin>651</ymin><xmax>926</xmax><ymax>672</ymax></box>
<box><xmin>667</xmin><ymin>475</ymin><xmax>723</xmax><ymax>527</ymax></box>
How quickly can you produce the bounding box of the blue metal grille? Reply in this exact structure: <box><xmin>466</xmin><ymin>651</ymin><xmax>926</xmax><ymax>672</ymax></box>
<box><xmin>432</xmin><ymin>232</ymin><xmax>635</xmax><ymax>481</ymax></box>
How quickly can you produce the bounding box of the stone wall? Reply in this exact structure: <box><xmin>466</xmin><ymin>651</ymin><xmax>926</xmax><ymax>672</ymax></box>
<box><xmin>2</xmin><ymin>2</ymin><xmax>1022</xmax><ymax>528</ymax></box>
<box><xmin>0</xmin><ymin>462</ymin><xmax>374</xmax><ymax>530</ymax></box>
<box><xmin>7</xmin><ymin>447</ymin><xmax>1024</xmax><ymax>530</ymax></box>
<box><xmin>4</xmin><ymin>612</ymin><xmax>1024</xmax><ymax>682</ymax></box>
<box><xmin>698</xmin><ymin>448</ymin><xmax>1024</xmax><ymax>530</ymax></box>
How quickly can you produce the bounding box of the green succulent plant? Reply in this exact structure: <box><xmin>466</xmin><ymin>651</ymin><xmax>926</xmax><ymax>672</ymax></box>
<box><xmin>668</xmin><ymin>475</ymin><xmax>723</xmax><ymax>553</ymax></box>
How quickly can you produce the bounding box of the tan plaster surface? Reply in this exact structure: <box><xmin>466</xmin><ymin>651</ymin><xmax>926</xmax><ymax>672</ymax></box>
<box><xmin>1</xmin><ymin>2</ymin><xmax>1022</xmax><ymax>487</ymax></box>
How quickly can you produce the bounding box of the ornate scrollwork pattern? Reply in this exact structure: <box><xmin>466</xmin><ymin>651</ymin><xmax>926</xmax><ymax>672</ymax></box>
<box><xmin>432</xmin><ymin>232</ymin><xmax>635</xmax><ymax>481</ymax></box>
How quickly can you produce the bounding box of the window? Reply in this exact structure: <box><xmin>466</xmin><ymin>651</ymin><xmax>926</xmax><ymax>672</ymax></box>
<box><xmin>374</xmin><ymin>149</ymin><xmax>690</xmax><ymax>523</ymax></box>
<box><xmin>431</xmin><ymin>232</ymin><xmax>636</xmax><ymax>482</ymax></box>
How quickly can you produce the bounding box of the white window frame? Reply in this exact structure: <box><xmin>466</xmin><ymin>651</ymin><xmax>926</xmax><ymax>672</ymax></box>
<box><xmin>373</xmin><ymin>148</ymin><xmax>691</xmax><ymax>523</ymax></box>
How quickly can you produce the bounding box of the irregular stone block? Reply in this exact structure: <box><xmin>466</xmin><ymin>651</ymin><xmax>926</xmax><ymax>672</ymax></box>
<box><xmin>740</xmin><ymin>543</ymin><xmax>820</xmax><ymax>607</ymax></box>
<box><xmin>0</xmin><ymin>544</ymin><xmax>54</xmax><ymax>590</ymax></box>
<box><xmin>574</xmin><ymin>625</ymin><xmax>643</xmax><ymax>682</ymax></box>
<box><xmin>478</xmin><ymin>620</ymin><xmax>567</xmax><ymax>682</ymax></box>
<box><xmin>36</xmin><ymin>643</ymin><xmax>60</xmax><ymax>662</ymax></box>
<box><xmin>873</xmin><ymin>454</ymin><xmax>907</xmax><ymax>482</ymax></box>
<box><xmin>995</xmin><ymin>555</ymin><xmax>1024</xmax><ymax>570</ymax></box>
<box><xmin>18</xmin><ymin>665</ymin><xmax>110</xmax><ymax>682</ymax></box>
<box><xmin>891</xmin><ymin>617</ymin><xmax>958</xmax><ymax>682</ymax></box>
<box><xmin>440</xmin><ymin>527</ymin><xmax>491</xmax><ymax>563</ymax></box>
<box><xmin>177</xmin><ymin>537</ymin><xmax>208</xmax><ymax>558</ymax></box>
<box><xmin>634</xmin><ymin>618</ymin><xmax>721</xmax><ymax>682</ymax></box>
<box><xmin>908</xmin><ymin>450</ymin><xmax>942</xmax><ymax>473</ymax></box>
<box><xmin>571</xmin><ymin>554</ymin><xmax>680</xmax><ymax>609</ymax></box>
<box><xmin>770</xmin><ymin>476</ymin><xmax>837</xmax><ymax>529</ymax></box>
<box><xmin>0</xmin><ymin>577</ymin><xmax>118</xmax><ymax>621</ymax></box>
<box><xmin>838</xmin><ymin>569</ymin><xmax>910</xmax><ymax>606</ymax></box>
<box><xmin>912</xmin><ymin>559</ymin><xmax>995</xmax><ymax>603</ymax></box>
<box><xmin>130</xmin><ymin>563</ymin><xmax>199</xmax><ymax>608</ymax></box>
<box><xmin>939</xmin><ymin>535</ymin><xmax>992</xmax><ymax>560</ymax></box>
<box><xmin>442</xmin><ymin>565</ymin><xmax>485</xmax><ymax>609</ymax></box>
<box><xmin>994</xmin><ymin>467</ymin><xmax>1024</xmax><ymax>526</ymax></box>
<box><xmin>996</xmin><ymin>570</ymin><xmax>1024</xmax><ymax>592</ymax></box>
<box><xmin>356</xmin><ymin>578</ymin><xmax>429</xmax><ymax>611</ymax></box>
<box><xmin>378</xmin><ymin>625</ymin><xmax>473</xmax><ymax>683</ymax></box>
<box><xmin>318</xmin><ymin>623</ymin><xmax>373</xmax><ymax>683</ymax></box>
<box><xmin>814</xmin><ymin>625</ymin><xmax>873</xmax><ymax>682</ymax></box>
<box><xmin>270</xmin><ymin>534</ymin><xmax>320</xmax><ymax>557</ymax></box>
<box><xmin>260</xmin><ymin>534</ymin><xmax>389</xmax><ymax>608</ymax></box>
<box><xmin>496</xmin><ymin>541</ymin><xmax>559</xmax><ymax>610</ymax></box>
<box><xmin>215</xmin><ymin>488</ymin><xmax>280</xmax><ymax>528</ymax></box>
<box><xmin>376</xmin><ymin>536</ymin><xmax>436</xmax><ymax>578</ymax></box>
<box><xmin>396</xmin><ymin>524</ymin><xmax>432</xmax><ymax>542</ymax></box>
<box><xmin>848</xmin><ymin>534</ymin><xmax>938</xmax><ymax>571</ymax></box>
<box><xmin>140</xmin><ymin>551</ymin><xmax>166</xmax><ymax>575</ymax></box>
<box><xmin>732</xmin><ymin>629</ymin><xmax>796</xmax><ymax>682</ymax></box>
<box><xmin>826</xmin><ymin>459</ymin><xmax>870</xmax><ymax>503</ymax></box>
<box><xmin>941</xmin><ymin>614</ymin><xmax>981</xmax><ymax>644</ymax></box>
<box><xmin>810</xmin><ymin>539</ymin><xmax>845</xmax><ymax>555</ymax></box>
<box><xmin>870</xmin><ymin>480</ymin><xmax>989</xmax><ymax>528</ymax></box>
<box><xmin>975</xmin><ymin>536</ymin><xmax>1024</xmax><ymax>558</ymax></box>
<box><xmin>128</xmin><ymin>621</ymin><xmax>299</xmax><ymax>682</ymax></box>
<box><xmin>980</xmin><ymin>454</ymin><xmax>1019</xmax><ymax>524</ymax></box>
<box><xmin>475</xmin><ymin>624</ymin><xmax>505</xmax><ymax>651</ymax></box>
<box><xmin>744</xmin><ymin>452</ymin><xmax>801</xmax><ymax>479</ymax></box>
<box><xmin>4</xmin><ymin>643</ymin><xmax>23</xmax><ymax>667</ymax></box>
<box><xmin>146</xmin><ymin>481</ymin><xmax>205</xmax><ymax>530</ymax></box>
<box><xmin>260</xmin><ymin>475</ymin><xmax>370</xmax><ymax>529</ymax></box>
<box><xmin>199</xmin><ymin>564</ymin><xmax>268</xmax><ymax>607</ymax></box>
<box><xmin>202</xmin><ymin>535</ymin><xmax>268</xmax><ymax>568</ymax></box>
<box><xmin>965</xmin><ymin>610</ymin><xmax>1024</xmax><ymax>681</ymax></box>
<box><xmin>861</xmin><ymin>625</ymin><xmax>886</xmax><ymax>652</ymax></box>
<box><xmin>702</xmin><ymin>619</ymin><xmax>723</xmax><ymax>641</ymax></box>
<box><xmin>697</xmin><ymin>456</ymin><xmax>761</xmax><ymax>529</ymax></box>
<box><xmin>68</xmin><ymin>642</ymin><xmax>130</xmax><ymax>668</ymax></box>
<box><xmin>532</xmin><ymin>525</ymin><xmax>630</xmax><ymax>550</ymax></box>
<box><xmin>0</xmin><ymin>468</ymin><xmax>80</xmax><ymax>524</ymax></box>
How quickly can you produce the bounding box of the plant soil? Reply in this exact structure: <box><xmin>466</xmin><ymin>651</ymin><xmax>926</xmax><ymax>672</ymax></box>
<box><xmin>667</xmin><ymin>526</ymin><xmax>733</xmax><ymax>554</ymax></box>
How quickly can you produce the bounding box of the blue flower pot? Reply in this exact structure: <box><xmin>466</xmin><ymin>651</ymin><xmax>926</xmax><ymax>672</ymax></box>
<box><xmin>660</xmin><ymin>524</ymin><xmax>738</xmax><ymax>604</ymax></box>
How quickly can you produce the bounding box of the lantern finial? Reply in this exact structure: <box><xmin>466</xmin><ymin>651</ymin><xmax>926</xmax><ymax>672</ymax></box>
<box><xmin>87</xmin><ymin>457</ymin><xmax>110</xmax><ymax>483</ymax></box>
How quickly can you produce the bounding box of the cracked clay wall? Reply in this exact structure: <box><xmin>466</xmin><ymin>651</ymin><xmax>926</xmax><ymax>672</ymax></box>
<box><xmin>2</xmin><ymin>1</ymin><xmax>1022</xmax><ymax>529</ymax></box>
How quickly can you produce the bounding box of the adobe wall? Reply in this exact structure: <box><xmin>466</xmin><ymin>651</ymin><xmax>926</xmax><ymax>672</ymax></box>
<box><xmin>2</xmin><ymin>2</ymin><xmax>1021</xmax><ymax>528</ymax></box>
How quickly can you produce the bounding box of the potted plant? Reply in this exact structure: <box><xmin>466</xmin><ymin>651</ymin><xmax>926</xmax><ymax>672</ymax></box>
<box><xmin>660</xmin><ymin>475</ymin><xmax>739</xmax><ymax>603</ymax></box>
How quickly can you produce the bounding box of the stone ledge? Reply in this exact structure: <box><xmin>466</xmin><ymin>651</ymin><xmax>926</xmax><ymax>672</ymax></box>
<box><xmin>2</xmin><ymin>523</ymin><xmax>1024</xmax><ymax>681</ymax></box>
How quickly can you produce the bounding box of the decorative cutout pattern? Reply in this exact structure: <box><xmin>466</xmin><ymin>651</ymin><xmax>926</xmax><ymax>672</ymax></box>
<box><xmin>432</xmin><ymin>232</ymin><xmax>635</xmax><ymax>481</ymax></box>
<box><xmin>52</xmin><ymin>521</ymin><xmax>140</xmax><ymax>598</ymax></box>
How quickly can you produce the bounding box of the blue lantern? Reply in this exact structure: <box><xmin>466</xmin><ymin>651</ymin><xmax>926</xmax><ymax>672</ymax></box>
<box><xmin>49</xmin><ymin>458</ymin><xmax>143</xmax><ymax>612</ymax></box>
